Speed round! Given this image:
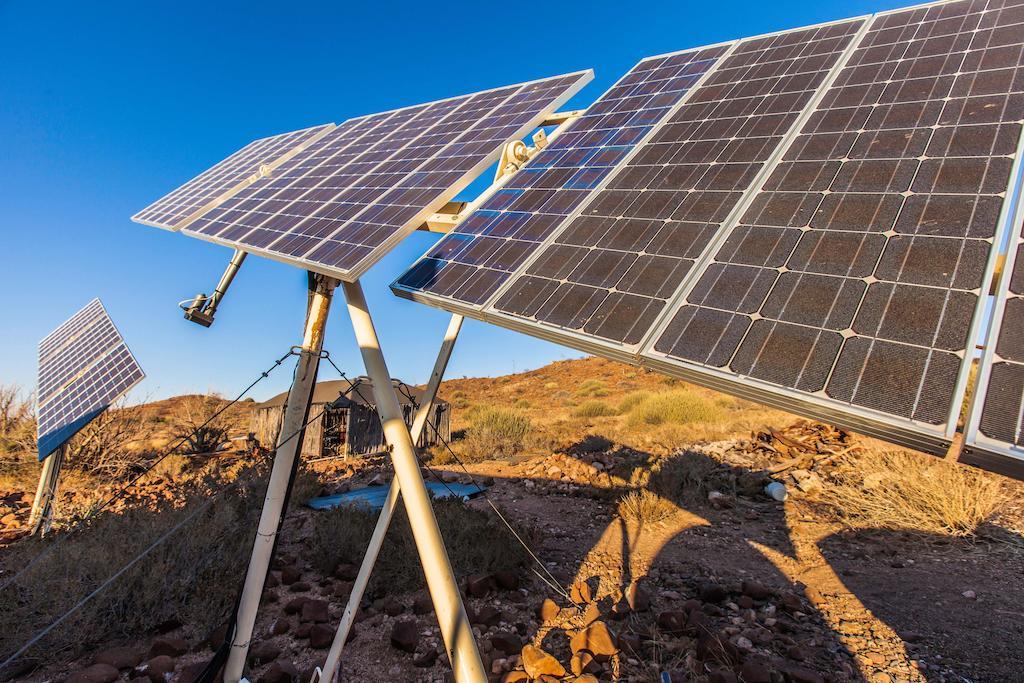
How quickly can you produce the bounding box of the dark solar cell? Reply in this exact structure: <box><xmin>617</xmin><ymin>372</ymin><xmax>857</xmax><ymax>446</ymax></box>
<box><xmin>179</xmin><ymin>72</ymin><xmax>591</xmax><ymax>280</ymax></box>
<box><xmin>653</xmin><ymin>0</ymin><xmax>1024</xmax><ymax>436</ymax></box>
<box><xmin>36</xmin><ymin>300</ymin><xmax>145</xmax><ymax>459</ymax></box>
<box><xmin>133</xmin><ymin>124</ymin><xmax>333</xmax><ymax>230</ymax></box>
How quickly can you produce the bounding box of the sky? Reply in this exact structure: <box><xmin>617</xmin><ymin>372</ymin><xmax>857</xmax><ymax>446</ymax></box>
<box><xmin>0</xmin><ymin>0</ymin><xmax>915</xmax><ymax>404</ymax></box>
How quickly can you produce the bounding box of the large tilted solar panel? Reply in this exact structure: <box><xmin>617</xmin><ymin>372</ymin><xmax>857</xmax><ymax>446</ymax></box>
<box><xmin>395</xmin><ymin>0</ymin><xmax>1024</xmax><ymax>460</ymax></box>
<box><xmin>132</xmin><ymin>124</ymin><xmax>335</xmax><ymax>231</ymax></box>
<box><xmin>648</xmin><ymin>0</ymin><xmax>1024</xmax><ymax>454</ymax></box>
<box><xmin>393</xmin><ymin>44</ymin><xmax>733</xmax><ymax>309</ymax></box>
<box><xmin>36</xmin><ymin>299</ymin><xmax>145</xmax><ymax>459</ymax></box>
<box><xmin>964</xmin><ymin>192</ymin><xmax>1024</xmax><ymax>478</ymax></box>
<box><xmin>175</xmin><ymin>71</ymin><xmax>593</xmax><ymax>281</ymax></box>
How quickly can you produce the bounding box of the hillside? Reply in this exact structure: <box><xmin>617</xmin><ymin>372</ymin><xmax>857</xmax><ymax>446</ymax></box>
<box><xmin>1</xmin><ymin>356</ymin><xmax>1022</xmax><ymax>683</ymax></box>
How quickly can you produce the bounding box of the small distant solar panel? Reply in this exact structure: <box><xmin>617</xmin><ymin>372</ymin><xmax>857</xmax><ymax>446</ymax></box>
<box><xmin>36</xmin><ymin>299</ymin><xmax>145</xmax><ymax>459</ymax></box>
<box><xmin>965</xmin><ymin>190</ymin><xmax>1024</xmax><ymax>477</ymax></box>
<box><xmin>169</xmin><ymin>71</ymin><xmax>592</xmax><ymax>280</ymax></box>
<box><xmin>395</xmin><ymin>0</ymin><xmax>1024</xmax><ymax>460</ymax></box>
<box><xmin>132</xmin><ymin>124</ymin><xmax>335</xmax><ymax>231</ymax></box>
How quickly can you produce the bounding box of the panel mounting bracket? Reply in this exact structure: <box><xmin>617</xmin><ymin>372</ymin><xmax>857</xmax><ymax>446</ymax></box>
<box><xmin>181</xmin><ymin>249</ymin><xmax>247</xmax><ymax>327</ymax></box>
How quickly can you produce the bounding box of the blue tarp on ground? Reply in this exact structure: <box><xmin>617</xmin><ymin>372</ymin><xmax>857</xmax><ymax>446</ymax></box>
<box><xmin>307</xmin><ymin>482</ymin><xmax>485</xmax><ymax>511</ymax></box>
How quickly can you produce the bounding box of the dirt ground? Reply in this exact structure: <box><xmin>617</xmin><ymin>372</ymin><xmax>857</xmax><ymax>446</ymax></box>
<box><xmin>1</xmin><ymin>358</ymin><xmax>1022</xmax><ymax>683</ymax></box>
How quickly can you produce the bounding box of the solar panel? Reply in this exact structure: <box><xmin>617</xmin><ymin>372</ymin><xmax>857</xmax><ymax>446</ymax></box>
<box><xmin>395</xmin><ymin>0</ymin><xmax>1024</xmax><ymax>459</ymax></box>
<box><xmin>161</xmin><ymin>72</ymin><xmax>592</xmax><ymax>281</ymax></box>
<box><xmin>36</xmin><ymin>299</ymin><xmax>145</xmax><ymax>459</ymax></box>
<box><xmin>132</xmin><ymin>124</ymin><xmax>335</xmax><ymax>231</ymax></box>
<box><xmin>649</xmin><ymin>0</ymin><xmax>1024</xmax><ymax>453</ymax></box>
<box><xmin>964</xmin><ymin>175</ymin><xmax>1024</xmax><ymax>477</ymax></box>
<box><xmin>393</xmin><ymin>45</ymin><xmax>732</xmax><ymax>309</ymax></box>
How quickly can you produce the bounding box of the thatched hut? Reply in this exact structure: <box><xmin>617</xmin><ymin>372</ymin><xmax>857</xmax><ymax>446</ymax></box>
<box><xmin>250</xmin><ymin>377</ymin><xmax>450</xmax><ymax>459</ymax></box>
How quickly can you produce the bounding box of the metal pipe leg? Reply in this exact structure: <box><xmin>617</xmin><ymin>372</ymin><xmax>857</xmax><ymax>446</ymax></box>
<box><xmin>342</xmin><ymin>281</ymin><xmax>484</xmax><ymax>683</ymax></box>
<box><xmin>223</xmin><ymin>274</ymin><xmax>338</xmax><ymax>683</ymax></box>
<box><xmin>318</xmin><ymin>314</ymin><xmax>464</xmax><ymax>683</ymax></box>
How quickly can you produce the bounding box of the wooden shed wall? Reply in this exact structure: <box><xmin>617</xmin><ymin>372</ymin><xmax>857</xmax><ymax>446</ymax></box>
<box><xmin>251</xmin><ymin>401</ymin><xmax>450</xmax><ymax>459</ymax></box>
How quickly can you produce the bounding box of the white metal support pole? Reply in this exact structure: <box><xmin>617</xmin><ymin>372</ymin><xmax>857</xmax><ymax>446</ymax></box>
<box><xmin>28</xmin><ymin>446</ymin><xmax>64</xmax><ymax>536</ymax></box>
<box><xmin>341</xmin><ymin>280</ymin><xmax>485</xmax><ymax>683</ymax></box>
<box><xmin>224</xmin><ymin>274</ymin><xmax>338</xmax><ymax>683</ymax></box>
<box><xmin>317</xmin><ymin>313</ymin><xmax>464</xmax><ymax>683</ymax></box>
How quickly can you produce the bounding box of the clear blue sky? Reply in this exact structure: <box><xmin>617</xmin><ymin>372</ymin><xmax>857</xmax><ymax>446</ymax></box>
<box><xmin>0</xmin><ymin>0</ymin><xmax>910</xmax><ymax>403</ymax></box>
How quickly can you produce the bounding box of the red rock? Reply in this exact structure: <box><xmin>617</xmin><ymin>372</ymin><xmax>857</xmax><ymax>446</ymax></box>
<box><xmin>66</xmin><ymin>663</ymin><xmax>120</xmax><ymax>683</ymax></box>
<box><xmin>283</xmin><ymin>596</ymin><xmax>308</xmax><ymax>615</ymax></box>
<box><xmin>521</xmin><ymin>645</ymin><xmax>565</xmax><ymax>678</ymax></box>
<box><xmin>148</xmin><ymin>636</ymin><xmax>187</xmax><ymax>658</ymax></box>
<box><xmin>626</xmin><ymin>584</ymin><xmax>650</xmax><ymax>612</ymax></box>
<box><xmin>502</xmin><ymin>672</ymin><xmax>529</xmax><ymax>683</ymax></box>
<box><xmin>94</xmin><ymin>646</ymin><xmax>142</xmax><ymax>670</ymax></box>
<box><xmin>787</xmin><ymin>667</ymin><xmax>825</xmax><ymax>683</ymax></box>
<box><xmin>413</xmin><ymin>648</ymin><xmax>439</xmax><ymax>667</ymax></box>
<box><xmin>280</xmin><ymin>565</ymin><xmax>302</xmax><ymax>585</ymax></box>
<box><xmin>570</xmin><ymin>581</ymin><xmax>592</xmax><ymax>604</ymax></box>
<box><xmin>294</xmin><ymin>622</ymin><xmax>312</xmax><ymax>639</ymax></box>
<box><xmin>472</xmin><ymin>604</ymin><xmax>502</xmax><ymax>627</ymax></box>
<box><xmin>176</xmin><ymin>660</ymin><xmax>209</xmax><ymax>683</ymax></box>
<box><xmin>288</xmin><ymin>581</ymin><xmax>311</xmax><ymax>592</ymax></box>
<box><xmin>708</xmin><ymin>669</ymin><xmax>737</xmax><ymax>683</ymax></box>
<box><xmin>538</xmin><ymin>598</ymin><xmax>560</xmax><ymax>621</ymax></box>
<box><xmin>741</xmin><ymin>580</ymin><xmax>773</xmax><ymax>601</ymax></box>
<box><xmin>570</xmin><ymin>621</ymin><xmax>617</xmax><ymax>659</ymax></box>
<box><xmin>301</xmin><ymin>598</ymin><xmax>329</xmax><ymax>623</ymax></box>
<box><xmin>489</xmin><ymin>632</ymin><xmax>522</xmax><ymax>655</ymax></box>
<box><xmin>134</xmin><ymin>655</ymin><xmax>175</xmax><ymax>683</ymax></box>
<box><xmin>265</xmin><ymin>571</ymin><xmax>280</xmax><ymax>588</ymax></box>
<box><xmin>391</xmin><ymin>619</ymin><xmax>419</xmax><ymax>653</ymax></box>
<box><xmin>309</xmin><ymin>623</ymin><xmax>334</xmax><ymax>649</ymax></box>
<box><xmin>493</xmin><ymin>571</ymin><xmax>520</xmax><ymax>591</ymax></box>
<box><xmin>248</xmin><ymin>641</ymin><xmax>281</xmax><ymax>665</ymax></box>
<box><xmin>412</xmin><ymin>593</ymin><xmax>433</xmax><ymax>615</ymax></box>
<box><xmin>382</xmin><ymin>598</ymin><xmax>404</xmax><ymax>617</ymax></box>
<box><xmin>333</xmin><ymin>563</ymin><xmax>358</xmax><ymax>581</ymax></box>
<box><xmin>467</xmin><ymin>573</ymin><xmax>494</xmax><ymax>598</ymax></box>
<box><xmin>259</xmin><ymin>660</ymin><xmax>299</xmax><ymax>683</ymax></box>
<box><xmin>739</xmin><ymin>660</ymin><xmax>772</xmax><ymax>683</ymax></box>
<box><xmin>570</xmin><ymin>651</ymin><xmax>598</xmax><ymax>676</ymax></box>
<box><xmin>205</xmin><ymin>625</ymin><xmax>228</xmax><ymax>651</ymax></box>
<box><xmin>269</xmin><ymin>618</ymin><xmax>291</xmax><ymax>636</ymax></box>
<box><xmin>699</xmin><ymin>582</ymin><xmax>728</xmax><ymax>603</ymax></box>
<box><xmin>656</xmin><ymin>611</ymin><xmax>688</xmax><ymax>635</ymax></box>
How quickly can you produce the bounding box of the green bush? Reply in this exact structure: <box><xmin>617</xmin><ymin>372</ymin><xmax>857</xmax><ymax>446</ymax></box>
<box><xmin>311</xmin><ymin>498</ymin><xmax>537</xmax><ymax>596</ymax></box>
<box><xmin>462</xmin><ymin>407</ymin><xmax>532</xmax><ymax>459</ymax></box>
<box><xmin>626</xmin><ymin>389</ymin><xmax>727</xmax><ymax>428</ymax></box>
<box><xmin>573</xmin><ymin>400</ymin><xmax>618</xmax><ymax>418</ymax></box>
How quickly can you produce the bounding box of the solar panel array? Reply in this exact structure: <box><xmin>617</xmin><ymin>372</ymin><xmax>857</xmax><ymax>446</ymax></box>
<box><xmin>132</xmin><ymin>124</ymin><xmax>335</xmax><ymax>231</ymax></box>
<box><xmin>134</xmin><ymin>72</ymin><xmax>593</xmax><ymax>281</ymax></box>
<box><xmin>966</xmin><ymin>164</ymin><xmax>1024</xmax><ymax>477</ymax></box>
<box><xmin>396</xmin><ymin>0</ymin><xmax>1024</xmax><ymax>460</ymax></box>
<box><xmin>36</xmin><ymin>299</ymin><xmax>145</xmax><ymax>459</ymax></box>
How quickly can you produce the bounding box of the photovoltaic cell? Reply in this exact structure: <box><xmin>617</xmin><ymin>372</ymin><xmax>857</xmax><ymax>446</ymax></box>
<box><xmin>36</xmin><ymin>299</ymin><xmax>145</xmax><ymax>459</ymax></box>
<box><xmin>132</xmin><ymin>124</ymin><xmax>334</xmax><ymax>231</ymax></box>
<box><xmin>174</xmin><ymin>72</ymin><xmax>592</xmax><ymax>280</ymax></box>
<box><xmin>394</xmin><ymin>46</ymin><xmax>730</xmax><ymax>308</ymax></box>
<box><xmin>395</xmin><ymin>0</ymin><xmax>1024</xmax><ymax>462</ymax></box>
<box><xmin>650</xmin><ymin>0</ymin><xmax>1024</xmax><ymax>443</ymax></box>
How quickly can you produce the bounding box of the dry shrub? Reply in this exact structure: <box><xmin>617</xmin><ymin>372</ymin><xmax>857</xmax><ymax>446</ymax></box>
<box><xmin>626</xmin><ymin>389</ymin><xmax>729</xmax><ymax>428</ymax></box>
<box><xmin>0</xmin><ymin>384</ymin><xmax>35</xmax><ymax>456</ymax></box>
<box><xmin>0</xmin><ymin>468</ymin><xmax>265</xmax><ymax>670</ymax></box>
<box><xmin>644</xmin><ymin>450</ymin><xmax>729</xmax><ymax>505</ymax></box>
<box><xmin>171</xmin><ymin>394</ymin><xmax>231</xmax><ymax>455</ymax></box>
<box><xmin>311</xmin><ymin>498</ymin><xmax>537</xmax><ymax>597</ymax></box>
<box><xmin>573</xmin><ymin>400</ymin><xmax>617</xmax><ymax>418</ymax></box>
<box><xmin>65</xmin><ymin>400</ymin><xmax>150</xmax><ymax>478</ymax></box>
<box><xmin>618</xmin><ymin>489</ymin><xmax>677</xmax><ymax>525</ymax></box>
<box><xmin>820</xmin><ymin>450</ymin><xmax>1009</xmax><ymax>537</ymax></box>
<box><xmin>462</xmin><ymin>407</ymin><xmax>532</xmax><ymax>460</ymax></box>
<box><xmin>576</xmin><ymin>379</ymin><xmax>609</xmax><ymax>398</ymax></box>
<box><xmin>617</xmin><ymin>391</ymin><xmax>651</xmax><ymax>413</ymax></box>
